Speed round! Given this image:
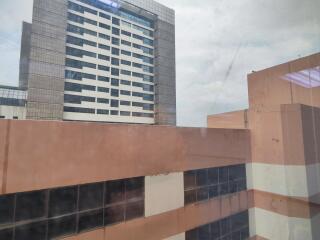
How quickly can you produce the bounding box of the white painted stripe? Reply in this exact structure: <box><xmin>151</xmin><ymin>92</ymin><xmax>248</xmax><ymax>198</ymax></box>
<box><xmin>249</xmin><ymin>208</ymin><xmax>313</xmax><ymax>240</ymax></box>
<box><xmin>164</xmin><ymin>233</ymin><xmax>185</xmax><ymax>240</ymax></box>
<box><xmin>246</xmin><ymin>163</ymin><xmax>320</xmax><ymax>197</ymax></box>
<box><xmin>145</xmin><ymin>172</ymin><xmax>184</xmax><ymax>217</ymax></box>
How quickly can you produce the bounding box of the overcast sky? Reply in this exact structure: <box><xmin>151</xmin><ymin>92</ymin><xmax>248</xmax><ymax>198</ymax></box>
<box><xmin>0</xmin><ymin>0</ymin><xmax>319</xmax><ymax>127</ymax></box>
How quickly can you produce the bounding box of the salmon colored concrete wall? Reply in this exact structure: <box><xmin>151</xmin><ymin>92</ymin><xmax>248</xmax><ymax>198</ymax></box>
<box><xmin>301</xmin><ymin>105</ymin><xmax>320</xmax><ymax>165</ymax></box>
<box><xmin>0</xmin><ymin>120</ymin><xmax>251</xmax><ymax>194</ymax></box>
<box><xmin>0</xmin><ymin>120</ymin><xmax>8</xmax><ymax>194</ymax></box>
<box><xmin>247</xmin><ymin>104</ymin><xmax>319</xmax><ymax>166</ymax></box>
<box><xmin>207</xmin><ymin>110</ymin><xmax>248</xmax><ymax>129</ymax></box>
<box><xmin>248</xmin><ymin>53</ymin><xmax>320</xmax><ymax>110</ymax></box>
<box><xmin>63</xmin><ymin>190</ymin><xmax>252</xmax><ymax>240</ymax></box>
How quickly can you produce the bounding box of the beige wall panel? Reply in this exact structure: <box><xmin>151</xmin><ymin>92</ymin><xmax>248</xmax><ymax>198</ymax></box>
<box><xmin>145</xmin><ymin>172</ymin><xmax>184</xmax><ymax>217</ymax></box>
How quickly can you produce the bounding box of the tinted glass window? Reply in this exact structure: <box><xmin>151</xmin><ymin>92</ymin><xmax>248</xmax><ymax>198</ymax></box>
<box><xmin>104</xmin><ymin>205</ymin><xmax>125</xmax><ymax>226</ymax></box>
<box><xmin>15</xmin><ymin>191</ymin><xmax>46</xmax><ymax>221</ymax></box>
<box><xmin>78</xmin><ymin>209</ymin><xmax>103</xmax><ymax>233</ymax></box>
<box><xmin>15</xmin><ymin>221</ymin><xmax>47</xmax><ymax>240</ymax></box>
<box><xmin>49</xmin><ymin>186</ymin><xmax>77</xmax><ymax>217</ymax></box>
<box><xmin>0</xmin><ymin>194</ymin><xmax>14</xmax><ymax>225</ymax></box>
<box><xmin>105</xmin><ymin>180</ymin><xmax>125</xmax><ymax>205</ymax></box>
<box><xmin>125</xmin><ymin>201</ymin><xmax>144</xmax><ymax>221</ymax></box>
<box><xmin>125</xmin><ymin>177</ymin><xmax>144</xmax><ymax>201</ymax></box>
<box><xmin>79</xmin><ymin>183</ymin><xmax>104</xmax><ymax>211</ymax></box>
<box><xmin>48</xmin><ymin>215</ymin><xmax>76</xmax><ymax>239</ymax></box>
<box><xmin>0</xmin><ymin>228</ymin><xmax>13</xmax><ymax>240</ymax></box>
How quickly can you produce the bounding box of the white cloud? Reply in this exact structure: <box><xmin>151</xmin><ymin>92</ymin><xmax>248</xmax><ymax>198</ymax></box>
<box><xmin>0</xmin><ymin>0</ymin><xmax>319</xmax><ymax>127</ymax></box>
<box><xmin>157</xmin><ymin>0</ymin><xmax>320</xmax><ymax>127</ymax></box>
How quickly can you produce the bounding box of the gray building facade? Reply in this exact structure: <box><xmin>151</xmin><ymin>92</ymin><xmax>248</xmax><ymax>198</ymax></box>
<box><xmin>19</xmin><ymin>0</ymin><xmax>176</xmax><ymax>125</ymax></box>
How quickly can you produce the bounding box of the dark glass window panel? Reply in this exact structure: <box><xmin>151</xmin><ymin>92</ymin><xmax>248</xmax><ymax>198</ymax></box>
<box><xmin>229</xmin><ymin>165</ymin><xmax>246</xmax><ymax>181</ymax></box>
<box><xmin>185</xmin><ymin>189</ymin><xmax>196</xmax><ymax>205</ymax></box>
<box><xmin>79</xmin><ymin>182</ymin><xmax>104</xmax><ymax>211</ymax></box>
<box><xmin>78</xmin><ymin>209</ymin><xmax>103</xmax><ymax>233</ymax></box>
<box><xmin>220</xmin><ymin>218</ymin><xmax>231</xmax><ymax>237</ymax></box>
<box><xmin>15</xmin><ymin>190</ymin><xmax>46</xmax><ymax>221</ymax></box>
<box><xmin>209</xmin><ymin>185</ymin><xmax>219</xmax><ymax>199</ymax></box>
<box><xmin>219</xmin><ymin>167</ymin><xmax>229</xmax><ymax>183</ymax></box>
<box><xmin>198</xmin><ymin>224</ymin><xmax>210</xmax><ymax>240</ymax></box>
<box><xmin>49</xmin><ymin>186</ymin><xmax>77</xmax><ymax>217</ymax></box>
<box><xmin>240</xmin><ymin>227</ymin><xmax>249</xmax><ymax>239</ymax></box>
<box><xmin>125</xmin><ymin>200</ymin><xmax>144</xmax><ymax>221</ymax></box>
<box><xmin>210</xmin><ymin>222</ymin><xmax>220</xmax><ymax>239</ymax></box>
<box><xmin>104</xmin><ymin>205</ymin><xmax>125</xmax><ymax>226</ymax></box>
<box><xmin>220</xmin><ymin>235</ymin><xmax>232</xmax><ymax>240</ymax></box>
<box><xmin>112</xmin><ymin>17</ymin><xmax>120</xmax><ymax>25</ymax></box>
<box><xmin>231</xmin><ymin>211</ymin><xmax>249</xmax><ymax>232</ymax></box>
<box><xmin>48</xmin><ymin>215</ymin><xmax>76</xmax><ymax>239</ymax></box>
<box><xmin>237</xmin><ymin>179</ymin><xmax>247</xmax><ymax>192</ymax></box>
<box><xmin>0</xmin><ymin>228</ymin><xmax>13</xmax><ymax>240</ymax></box>
<box><xmin>229</xmin><ymin>181</ymin><xmax>238</xmax><ymax>194</ymax></box>
<box><xmin>111</xmin><ymin>78</ymin><xmax>119</xmax><ymax>86</ymax></box>
<box><xmin>186</xmin><ymin>229</ymin><xmax>198</xmax><ymax>240</ymax></box>
<box><xmin>125</xmin><ymin>177</ymin><xmax>144</xmax><ymax>201</ymax></box>
<box><xmin>105</xmin><ymin>180</ymin><xmax>125</xmax><ymax>205</ymax></box>
<box><xmin>231</xmin><ymin>231</ymin><xmax>241</xmax><ymax>240</ymax></box>
<box><xmin>0</xmin><ymin>194</ymin><xmax>14</xmax><ymax>225</ymax></box>
<box><xmin>15</xmin><ymin>221</ymin><xmax>47</xmax><ymax>240</ymax></box>
<box><xmin>196</xmin><ymin>169</ymin><xmax>208</xmax><ymax>186</ymax></box>
<box><xmin>184</xmin><ymin>171</ymin><xmax>196</xmax><ymax>190</ymax></box>
<box><xmin>208</xmin><ymin>168</ymin><xmax>219</xmax><ymax>185</ymax></box>
<box><xmin>111</xmin><ymin>99</ymin><xmax>119</xmax><ymax>108</ymax></box>
<box><xmin>197</xmin><ymin>187</ymin><xmax>209</xmax><ymax>202</ymax></box>
<box><xmin>219</xmin><ymin>183</ymin><xmax>229</xmax><ymax>195</ymax></box>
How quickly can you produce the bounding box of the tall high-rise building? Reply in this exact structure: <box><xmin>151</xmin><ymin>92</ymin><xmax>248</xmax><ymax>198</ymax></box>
<box><xmin>19</xmin><ymin>0</ymin><xmax>176</xmax><ymax>125</ymax></box>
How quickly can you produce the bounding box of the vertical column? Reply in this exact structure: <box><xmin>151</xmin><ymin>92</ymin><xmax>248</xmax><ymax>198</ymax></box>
<box><xmin>154</xmin><ymin>19</ymin><xmax>177</xmax><ymax>126</ymax></box>
<box><xmin>25</xmin><ymin>0</ymin><xmax>67</xmax><ymax>120</ymax></box>
<box><xmin>19</xmin><ymin>22</ymin><xmax>32</xmax><ymax>90</ymax></box>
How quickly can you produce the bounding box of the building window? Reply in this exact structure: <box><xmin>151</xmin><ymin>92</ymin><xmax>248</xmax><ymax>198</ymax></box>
<box><xmin>120</xmin><ymin>80</ymin><xmax>131</xmax><ymax>86</ymax></box>
<box><xmin>111</xmin><ymin>99</ymin><xmax>119</xmax><ymax>108</ymax></box>
<box><xmin>111</xmin><ymin>89</ymin><xmax>119</xmax><ymax>97</ymax></box>
<box><xmin>111</xmin><ymin>58</ymin><xmax>120</xmax><ymax>66</ymax></box>
<box><xmin>98</xmin><ymin>76</ymin><xmax>109</xmax><ymax>82</ymax></box>
<box><xmin>64</xmin><ymin>107</ymin><xmax>95</xmax><ymax>114</ymax></box>
<box><xmin>112</xmin><ymin>27</ymin><xmax>120</xmax><ymax>36</ymax></box>
<box><xmin>99</xmin><ymin>12</ymin><xmax>111</xmax><ymax>20</ymax></box>
<box><xmin>98</xmin><ymin>54</ymin><xmax>110</xmax><ymax>61</ymax></box>
<box><xmin>184</xmin><ymin>164</ymin><xmax>246</xmax><ymax>205</ymax></box>
<box><xmin>121</xmin><ymin>50</ymin><xmax>131</xmax><ymax>56</ymax></box>
<box><xmin>97</xmin><ymin>87</ymin><xmax>109</xmax><ymax>93</ymax></box>
<box><xmin>186</xmin><ymin>211</ymin><xmax>249</xmax><ymax>240</ymax></box>
<box><xmin>111</xmin><ymin>78</ymin><xmax>119</xmax><ymax>86</ymax></box>
<box><xmin>121</xmin><ymin>30</ymin><xmax>131</xmax><ymax>37</ymax></box>
<box><xmin>15</xmin><ymin>190</ymin><xmax>46</xmax><ymax>222</ymax></box>
<box><xmin>98</xmin><ymin>44</ymin><xmax>110</xmax><ymax>51</ymax></box>
<box><xmin>112</xmin><ymin>17</ymin><xmax>120</xmax><ymax>26</ymax></box>
<box><xmin>111</xmin><ymin>68</ymin><xmax>119</xmax><ymax>76</ymax></box>
<box><xmin>99</xmin><ymin>33</ymin><xmax>110</xmax><ymax>40</ymax></box>
<box><xmin>120</xmin><ymin>90</ymin><xmax>131</xmax><ymax>96</ymax></box>
<box><xmin>97</xmin><ymin>109</ymin><xmax>109</xmax><ymax>115</ymax></box>
<box><xmin>120</xmin><ymin>101</ymin><xmax>131</xmax><ymax>106</ymax></box>
<box><xmin>99</xmin><ymin>22</ymin><xmax>110</xmax><ymax>30</ymax></box>
<box><xmin>97</xmin><ymin>98</ymin><xmax>109</xmax><ymax>104</ymax></box>
<box><xmin>120</xmin><ymin>111</ymin><xmax>131</xmax><ymax>116</ymax></box>
<box><xmin>0</xmin><ymin>177</ymin><xmax>144</xmax><ymax>239</ymax></box>
<box><xmin>112</xmin><ymin>48</ymin><xmax>120</xmax><ymax>56</ymax></box>
<box><xmin>111</xmin><ymin>110</ymin><xmax>119</xmax><ymax>115</ymax></box>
